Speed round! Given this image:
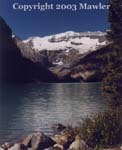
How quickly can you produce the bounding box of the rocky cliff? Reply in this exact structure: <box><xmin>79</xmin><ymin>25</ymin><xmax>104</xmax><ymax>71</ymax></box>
<box><xmin>0</xmin><ymin>16</ymin><xmax>57</xmax><ymax>83</ymax></box>
<box><xmin>70</xmin><ymin>44</ymin><xmax>114</xmax><ymax>82</ymax></box>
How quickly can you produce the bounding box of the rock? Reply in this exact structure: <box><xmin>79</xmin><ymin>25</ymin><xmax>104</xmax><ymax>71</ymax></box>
<box><xmin>0</xmin><ymin>16</ymin><xmax>58</xmax><ymax>83</ymax></box>
<box><xmin>71</xmin><ymin>70</ymin><xmax>98</xmax><ymax>82</ymax></box>
<box><xmin>51</xmin><ymin>124</ymin><xmax>66</xmax><ymax>134</ymax></box>
<box><xmin>53</xmin><ymin>134</ymin><xmax>68</xmax><ymax>150</ymax></box>
<box><xmin>60</xmin><ymin>128</ymin><xmax>75</xmax><ymax>149</ymax></box>
<box><xmin>13</xmin><ymin>36</ymin><xmax>49</xmax><ymax>66</ymax></box>
<box><xmin>69</xmin><ymin>135</ymin><xmax>88</xmax><ymax>150</ymax></box>
<box><xmin>70</xmin><ymin>44</ymin><xmax>115</xmax><ymax>82</ymax></box>
<box><xmin>1</xmin><ymin>142</ymin><xmax>13</xmax><ymax>149</ymax></box>
<box><xmin>53</xmin><ymin>144</ymin><xmax>64</xmax><ymax>150</ymax></box>
<box><xmin>8</xmin><ymin>143</ymin><xmax>27</xmax><ymax>150</ymax></box>
<box><xmin>44</xmin><ymin>148</ymin><xmax>53</xmax><ymax>150</ymax></box>
<box><xmin>54</xmin><ymin>134</ymin><xmax>67</xmax><ymax>144</ymax></box>
<box><xmin>98</xmin><ymin>148</ymin><xmax>121</xmax><ymax>150</ymax></box>
<box><xmin>45</xmin><ymin>145</ymin><xmax>64</xmax><ymax>150</ymax></box>
<box><xmin>44</xmin><ymin>146</ymin><xmax>63</xmax><ymax>150</ymax></box>
<box><xmin>31</xmin><ymin>132</ymin><xmax>55</xmax><ymax>150</ymax></box>
<box><xmin>20</xmin><ymin>134</ymin><xmax>33</xmax><ymax>148</ymax></box>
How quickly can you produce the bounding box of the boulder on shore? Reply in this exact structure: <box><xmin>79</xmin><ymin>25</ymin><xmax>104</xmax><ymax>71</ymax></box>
<box><xmin>69</xmin><ymin>135</ymin><xmax>88</xmax><ymax>150</ymax></box>
<box><xmin>31</xmin><ymin>132</ymin><xmax>55</xmax><ymax>150</ymax></box>
<box><xmin>8</xmin><ymin>143</ymin><xmax>27</xmax><ymax>150</ymax></box>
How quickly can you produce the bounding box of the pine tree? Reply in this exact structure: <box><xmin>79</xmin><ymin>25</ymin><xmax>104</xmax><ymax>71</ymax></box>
<box><xmin>103</xmin><ymin>0</ymin><xmax>122</xmax><ymax>108</ymax></box>
<box><xmin>107</xmin><ymin>0</ymin><xmax>122</xmax><ymax>45</ymax></box>
<box><xmin>103</xmin><ymin>59</ymin><xmax>122</xmax><ymax>107</ymax></box>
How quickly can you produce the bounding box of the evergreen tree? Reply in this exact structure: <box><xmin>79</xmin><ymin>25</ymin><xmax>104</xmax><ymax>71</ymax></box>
<box><xmin>103</xmin><ymin>0</ymin><xmax>122</xmax><ymax>107</ymax></box>
<box><xmin>107</xmin><ymin>0</ymin><xmax>122</xmax><ymax>45</ymax></box>
<box><xmin>103</xmin><ymin>58</ymin><xmax>122</xmax><ymax>107</ymax></box>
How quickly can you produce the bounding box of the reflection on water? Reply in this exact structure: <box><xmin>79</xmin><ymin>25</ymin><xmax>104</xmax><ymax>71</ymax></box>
<box><xmin>0</xmin><ymin>83</ymin><xmax>107</xmax><ymax>143</ymax></box>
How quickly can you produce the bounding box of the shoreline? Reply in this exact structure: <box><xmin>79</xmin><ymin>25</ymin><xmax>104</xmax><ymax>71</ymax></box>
<box><xmin>0</xmin><ymin>124</ymin><xmax>121</xmax><ymax>150</ymax></box>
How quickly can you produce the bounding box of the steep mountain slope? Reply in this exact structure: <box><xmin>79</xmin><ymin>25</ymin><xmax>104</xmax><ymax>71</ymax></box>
<box><xmin>0</xmin><ymin>16</ymin><xmax>57</xmax><ymax>83</ymax></box>
<box><xmin>70</xmin><ymin>44</ymin><xmax>115</xmax><ymax>82</ymax></box>
<box><xmin>0</xmin><ymin>16</ymin><xmax>112</xmax><ymax>83</ymax></box>
<box><xmin>17</xmin><ymin>31</ymin><xmax>107</xmax><ymax>81</ymax></box>
<box><xmin>23</xmin><ymin>31</ymin><xmax>107</xmax><ymax>67</ymax></box>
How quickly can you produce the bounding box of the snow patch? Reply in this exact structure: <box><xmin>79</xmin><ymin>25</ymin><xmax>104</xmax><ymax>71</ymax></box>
<box><xmin>53</xmin><ymin>60</ymin><xmax>63</xmax><ymax>65</ymax></box>
<box><xmin>23</xmin><ymin>31</ymin><xmax>107</xmax><ymax>54</ymax></box>
<box><xmin>12</xmin><ymin>34</ymin><xmax>15</xmax><ymax>38</ymax></box>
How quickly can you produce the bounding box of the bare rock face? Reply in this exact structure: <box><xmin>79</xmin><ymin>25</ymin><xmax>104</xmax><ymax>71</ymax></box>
<box><xmin>8</xmin><ymin>143</ymin><xmax>27</xmax><ymax>150</ymax></box>
<box><xmin>31</xmin><ymin>132</ymin><xmax>55</xmax><ymax>150</ymax></box>
<box><xmin>0</xmin><ymin>16</ymin><xmax>58</xmax><ymax>83</ymax></box>
<box><xmin>69</xmin><ymin>135</ymin><xmax>88</xmax><ymax>150</ymax></box>
<box><xmin>0</xmin><ymin>131</ymin><xmax>89</xmax><ymax>150</ymax></box>
<box><xmin>20</xmin><ymin>134</ymin><xmax>33</xmax><ymax>148</ymax></box>
<box><xmin>13</xmin><ymin>36</ymin><xmax>49</xmax><ymax>66</ymax></box>
<box><xmin>70</xmin><ymin>44</ymin><xmax>113</xmax><ymax>82</ymax></box>
<box><xmin>70</xmin><ymin>70</ymin><xmax>100</xmax><ymax>82</ymax></box>
<box><xmin>51</xmin><ymin>124</ymin><xmax>66</xmax><ymax>135</ymax></box>
<box><xmin>20</xmin><ymin>132</ymin><xmax>55</xmax><ymax>150</ymax></box>
<box><xmin>1</xmin><ymin>142</ymin><xmax>13</xmax><ymax>150</ymax></box>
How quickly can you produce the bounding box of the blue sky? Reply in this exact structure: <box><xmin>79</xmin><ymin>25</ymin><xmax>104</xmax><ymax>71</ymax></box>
<box><xmin>0</xmin><ymin>0</ymin><xmax>109</xmax><ymax>39</ymax></box>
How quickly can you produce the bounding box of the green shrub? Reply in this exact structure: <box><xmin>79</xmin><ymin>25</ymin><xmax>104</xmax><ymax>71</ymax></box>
<box><xmin>80</xmin><ymin>109</ymin><xmax>122</xmax><ymax>148</ymax></box>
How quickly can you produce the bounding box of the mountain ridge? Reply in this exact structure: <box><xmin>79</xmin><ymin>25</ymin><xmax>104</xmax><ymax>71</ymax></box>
<box><xmin>12</xmin><ymin>29</ymin><xmax>110</xmax><ymax>82</ymax></box>
<box><xmin>1</xmin><ymin>16</ymin><xmax>114</xmax><ymax>83</ymax></box>
<box><xmin>23</xmin><ymin>31</ymin><xmax>107</xmax><ymax>55</ymax></box>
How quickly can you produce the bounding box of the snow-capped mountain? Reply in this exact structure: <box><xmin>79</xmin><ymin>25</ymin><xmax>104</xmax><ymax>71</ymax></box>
<box><xmin>1</xmin><ymin>15</ymin><xmax>112</xmax><ymax>83</ymax></box>
<box><xmin>23</xmin><ymin>31</ymin><xmax>107</xmax><ymax>54</ymax></box>
<box><xmin>12</xmin><ymin>30</ymin><xmax>109</xmax><ymax>82</ymax></box>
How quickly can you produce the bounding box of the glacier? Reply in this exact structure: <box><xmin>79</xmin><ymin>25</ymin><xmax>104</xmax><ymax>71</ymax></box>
<box><xmin>23</xmin><ymin>31</ymin><xmax>107</xmax><ymax>54</ymax></box>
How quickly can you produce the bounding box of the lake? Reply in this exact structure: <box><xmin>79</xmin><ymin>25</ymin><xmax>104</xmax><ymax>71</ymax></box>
<box><xmin>0</xmin><ymin>83</ymin><xmax>107</xmax><ymax>144</ymax></box>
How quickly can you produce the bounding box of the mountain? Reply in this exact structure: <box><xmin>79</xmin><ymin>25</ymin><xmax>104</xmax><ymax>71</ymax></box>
<box><xmin>0</xmin><ymin>16</ymin><xmax>58</xmax><ymax>83</ymax></box>
<box><xmin>23</xmin><ymin>31</ymin><xmax>106</xmax><ymax>53</ymax></box>
<box><xmin>23</xmin><ymin>31</ymin><xmax>107</xmax><ymax>67</ymax></box>
<box><xmin>18</xmin><ymin>31</ymin><xmax>107</xmax><ymax>81</ymax></box>
<box><xmin>0</xmin><ymin>16</ymin><xmax>112</xmax><ymax>83</ymax></box>
<box><xmin>70</xmin><ymin>44</ymin><xmax>114</xmax><ymax>82</ymax></box>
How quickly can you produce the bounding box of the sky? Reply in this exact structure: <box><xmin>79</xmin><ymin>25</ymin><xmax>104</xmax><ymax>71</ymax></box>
<box><xmin>0</xmin><ymin>0</ymin><xmax>109</xmax><ymax>39</ymax></box>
